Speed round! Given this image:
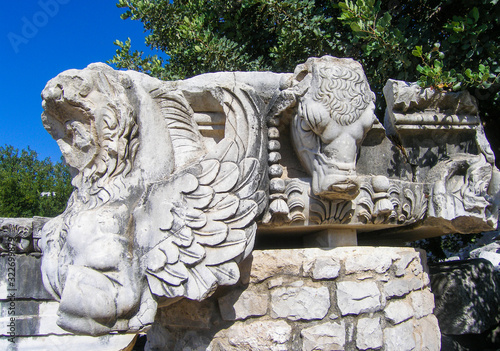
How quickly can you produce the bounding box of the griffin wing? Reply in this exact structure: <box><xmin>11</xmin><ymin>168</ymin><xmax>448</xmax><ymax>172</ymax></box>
<box><xmin>136</xmin><ymin>86</ymin><xmax>267</xmax><ymax>301</ymax></box>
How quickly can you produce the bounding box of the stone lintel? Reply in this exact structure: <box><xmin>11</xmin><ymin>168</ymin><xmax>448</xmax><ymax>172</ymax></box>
<box><xmin>304</xmin><ymin>228</ymin><xmax>357</xmax><ymax>248</ymax></box>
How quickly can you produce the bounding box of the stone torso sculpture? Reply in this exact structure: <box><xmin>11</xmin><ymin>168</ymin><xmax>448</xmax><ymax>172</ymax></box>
<box><xmin>284</xmin><ymin>57</ymin><xmax>376</xmax><ymax>200</ymax></box>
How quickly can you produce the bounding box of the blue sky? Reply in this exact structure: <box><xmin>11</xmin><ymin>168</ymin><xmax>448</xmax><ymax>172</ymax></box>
<box><xmin>1</xmin><ymin>1</ymin><xmax>161</xmax><ymax>161</ymax></box>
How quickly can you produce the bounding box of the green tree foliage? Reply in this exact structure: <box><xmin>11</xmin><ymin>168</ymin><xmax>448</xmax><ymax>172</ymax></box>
<box><xmin>110</xmin><ymin>0</ymin><xmax>343</xmax><ymax>80</ymax></box>
<box><xmin>110</xmin><ymin>0</ymin><xmax>499</xmax><ymax>119</ymax></box>
<box><xmin>337</xmin><ymin>1</ymin><xmax>499</xmax><ymax>96</ymax></box>
<box><xmin>0</xmin><ymin>146</ymin><xmax>73</xmax><ymax>218</ymax></box>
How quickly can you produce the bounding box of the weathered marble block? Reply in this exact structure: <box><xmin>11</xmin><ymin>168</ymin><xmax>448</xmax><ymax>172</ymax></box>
<box><xmin>2</xmin><ymin>55</ymin><xmax>497</xmax><ymax>340</ymax></box>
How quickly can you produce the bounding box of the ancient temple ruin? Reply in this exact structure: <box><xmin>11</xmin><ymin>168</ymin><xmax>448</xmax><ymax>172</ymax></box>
<box><xmin>2</xmin><ymin>56</ymin><xmax>499</xmax><ymax>350</ymax></box>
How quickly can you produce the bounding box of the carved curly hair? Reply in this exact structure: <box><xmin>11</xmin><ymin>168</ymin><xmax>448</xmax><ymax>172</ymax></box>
<box><xmin>73</xmin><ymin>67</ymin><xmax>140</xmax><ymax>207</ymax></box>
<box><xmin>312</xmin><ymin>65</ymin><xmax>374</xmax><ymax>126</ymax></box>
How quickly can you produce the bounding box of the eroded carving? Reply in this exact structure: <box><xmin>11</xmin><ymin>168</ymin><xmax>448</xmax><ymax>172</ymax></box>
<box><xmin>383</xmin><ymin>79</ymin><xmax>500</xmax><ymax>234</ymax></box>
<box><xmin>426</xmin><ymin>153</ymin><xmax>493</xmax><ymax>232</ymax></box>
<box><xmin>309</xmin><ymin>197</ymin><xmax>354</xmax><ymax>225</ymax></box>
<box><xmin>0</xmin><ymin>217</ymin><xmax>49</xmax><ymax>253</ymax></box>
<box><xmin>0</xmin><ymin>219</ymin><xmax>32</xmax><ymax>253</ymax></box>
<box><xmin>358</xmin><ymin>176</ymin><xmax>396</xmax><ymax>224</ymax></box>
<box><xmin>272</xmin><ymin>57</ymin><xmax>376</xmax><ymax>200</ymax></box>
<box><xmin>39</xmin><ymin>64</ymin><xmax>267</xmax><ymax>335</ymax></box>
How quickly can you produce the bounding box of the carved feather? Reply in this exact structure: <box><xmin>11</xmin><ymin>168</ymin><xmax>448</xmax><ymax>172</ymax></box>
<box><xmin>207</xmin><ymin>261</ymin><xmax>240</xmax><ymax>286</ymax></box>
<box><xmin>148</xmin><ymin>263</ymin><xmax>187</xmax><ymax>286</ymax></box>
<box><xmin>211</xmin><ymin>162</ymin><xmax>240</xmax><ymax>192</ymax></box>
<box><xmin>225</xmin><ymin>200</ymin><xmax>259</xmax><ymax>229</ymax></box>
<box><xmin>192</xmin><ymin>220</ymin><xmax>228</xmax><ymax>246</ymax></box>
<box><xmin>207</xmin><ymin>194</ymin><xmax>240</xmax><ymax>220</ymax></box>
<box><xmin>198</xmin><ymin>159</ymin><xmax>220</xmax><ymax>185</ymax></box>
<box><xmin>204</xmin><ymin>237</ymin><xmax>247</xmax><ymax>265</ymax></box>
<box><xmin>140</xmin><ymin>86</ymin><xmax>266</xmax><ymax>303</ymax></box>
<box><xmin>153</xmin><ymin>91</ymin><xmax>205</xmax><ymax>168</ymax></box>
<box><xmin>179</xmin><ymin>242</ymin><xmax>205</xmax><ymax>265</ymax></box>
<box><xmin>235</xmin><ymin>158</ymin><xmax>261</xmax><ymax>199</ymax></box>
<box><xmin>157</xmin><ymin>239</ymin><xmax>179</xmax><ymax>264</ymax></box>
<box><xmin>184</xmin><ymin>185</ymin><xmax>214</xmax><ymax>209</ymax></box>
<box><xmin>185</xmin><ymin>265</ymin><xmax>217</xmax><ymax>300</ymax></box>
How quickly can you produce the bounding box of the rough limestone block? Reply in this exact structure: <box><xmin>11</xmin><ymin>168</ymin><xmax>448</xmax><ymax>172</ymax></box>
<box><xmin>383</xmin><ymin>277</ymin><xmax>424</xmax><ymax>298</ymax></box>
<box><xmin>384</xmin><ymin>320</ymin><xmax>416</xmax><ymax>351</ymax></box>
<box><xmin>301</xmin><ymin>249</ymin><xmax>338</xmax><ymax>276</ymax></box>
<box><xmin>336</xmin><ymin>281</ymin><xmax>382</xmax><ymax>315</ymax></box>
<box><xmin>249</xmin><ymin>250</ymin><xmax>305</xmax><ymax>283</ymax></box>
<box><xmin>215</xmin><ymin>320</ymin><xmax>292</xmax><ymax>351</ymax></box>
<box><xmin>270</xmin><ymin>283</ymin><xmax>330</xmax><ymax>320</ymax></box>
<box><xmin>149</xmin><ymin>247</ymin><xmax>437</xmax><ymax>349</ymax></box>
<box><xmin>310</xmin><ymin>256</ymin><xmax>341</xmax><ymax>280</ymax></box>
<box><xmin>218</xmin><ymin>287</ymin><xmax>269</xmax><ymax>321</ymax></box>
<box><xmin>410</xmin><ymin>289</ymin><xmax>435</xmax><ymax>319</ymax></box>
<box><xmin>384</xmin><ymin>298</ymin><xmax>414</xmax><ymax>324</ymax></box>
<box><xmin>394</xmin><ymin>251</ymin><xmax>420</xmax><ymax>277</ymax></box>
<box><xmin>267</xmin><ymin>276</ymin><xmax>288</xmax><ymax>289</ymax></box>
<box><xmin>413</xmin><ymin>315</ymin><xmax>441</xmax><ymax>351</ymax></box>
<box><xmin>356</xmin><ymin>316</ymin><xmax>383</xmax><ymax>350</ymax></box>
<box><xmin>301</xmin><ymin>321</ymin><xmax>345</xmax><ymax>351</ymax></box>
<box><xmin>344</xmin><ymin>249</ymin><xmax>393</xmax><ymax>274</ymax></box>
<box><xmin>407</xmin><ymin>256</ymin><xmax>425</xmax><ymax>276</ymax></box>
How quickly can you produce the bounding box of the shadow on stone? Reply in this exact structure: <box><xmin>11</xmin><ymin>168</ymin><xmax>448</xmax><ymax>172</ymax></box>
<box><xmin>430</xmin><ymin>258</ymin><xmax>500</xmax><ymax>350</ymax></box>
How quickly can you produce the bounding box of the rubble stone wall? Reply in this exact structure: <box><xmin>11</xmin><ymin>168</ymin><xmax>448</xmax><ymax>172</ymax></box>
<box><xmin>147</xmin><ymin>247</ymin><xmax>441</xmax><ymax>351</ymax></box>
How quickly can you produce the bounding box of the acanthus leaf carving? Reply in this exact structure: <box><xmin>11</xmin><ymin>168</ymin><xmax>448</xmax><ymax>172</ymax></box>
<box><xmin>309</xmin><ymin>197</ymin><xmax>354</xmax><ymax>225</ymax></box>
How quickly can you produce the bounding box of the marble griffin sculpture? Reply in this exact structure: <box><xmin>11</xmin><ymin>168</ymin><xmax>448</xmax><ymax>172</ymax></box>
<box><xmin>39</xmin><ymin>63</ymin><xmax>267</xmax><ymax>335</ymax></box>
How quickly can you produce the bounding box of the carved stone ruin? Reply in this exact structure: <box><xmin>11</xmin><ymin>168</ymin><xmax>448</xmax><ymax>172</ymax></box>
<box><xmin>2</xmin><ymin>55</ymin><xmax>500</xmax><ymax>349</ymax></box>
